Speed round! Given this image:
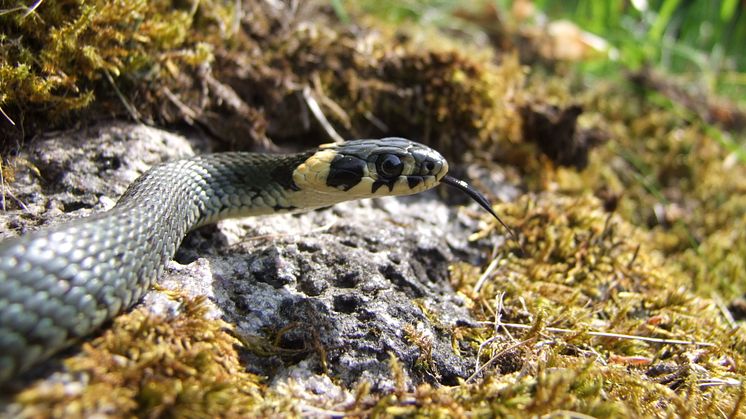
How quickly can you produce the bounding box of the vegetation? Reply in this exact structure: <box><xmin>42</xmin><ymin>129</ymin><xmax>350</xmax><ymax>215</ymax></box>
<box><xmin>0</xmin><ymin>0</ymin><xmax>226</xmax><ymax>135</ymax></box>
<box><xmin>527</xmin><ymin>0</ymin><xmax>746</xmax><ymax>101</ymax></box>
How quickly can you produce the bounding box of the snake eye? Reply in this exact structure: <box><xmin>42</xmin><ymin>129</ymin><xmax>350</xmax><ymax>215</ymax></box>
<box><xmin>376</xmin><ymin>154</ymin><xmax>404</xmax><ymax>179</ymax></box>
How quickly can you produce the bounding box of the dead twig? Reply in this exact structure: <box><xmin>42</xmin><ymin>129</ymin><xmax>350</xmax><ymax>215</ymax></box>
<box><xmin>104</xmin><ymin>69</ymin><xmax>142</xmax><ymax>124</ymax></box>
<box><xmin>478</xmin><ymin>321</ymin><xmax>715</xmax><ymax>347</ymax></box>
<box><xmin>302</xmin><ymin>85</ymin><xmax>345</xmax><ymax>144</ymax></box>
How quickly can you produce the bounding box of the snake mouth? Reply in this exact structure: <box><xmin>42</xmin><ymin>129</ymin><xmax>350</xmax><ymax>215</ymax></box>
<box><xmin>440</xmin><ymin>175</ymin><xmax>519</xmax><ymax>244</ymax></box>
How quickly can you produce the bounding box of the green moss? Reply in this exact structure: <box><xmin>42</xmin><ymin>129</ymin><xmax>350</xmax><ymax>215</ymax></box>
<box><xmin>0</xmin><ymin>0</ymin><xmax>229</xmax><ymax>144</ymax></box>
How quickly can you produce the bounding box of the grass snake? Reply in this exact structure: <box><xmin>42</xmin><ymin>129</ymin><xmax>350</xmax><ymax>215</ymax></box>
<box><xmin>0</xmin><ymin>137</ymin><xmax>509</xmax><ymax>383</ymax></box>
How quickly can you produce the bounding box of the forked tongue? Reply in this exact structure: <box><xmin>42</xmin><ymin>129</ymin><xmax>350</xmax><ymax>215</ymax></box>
<box><xmin>441</xmin><ymin>175</ymin><xmax>521</xmax><ymax>246</ymax></box>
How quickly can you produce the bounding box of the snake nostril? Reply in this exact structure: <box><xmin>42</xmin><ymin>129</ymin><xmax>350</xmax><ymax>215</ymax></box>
<box><xmin>424</xmin><ymin>161</ymin><xmax>435</xmax><ymax>173</ymax></box>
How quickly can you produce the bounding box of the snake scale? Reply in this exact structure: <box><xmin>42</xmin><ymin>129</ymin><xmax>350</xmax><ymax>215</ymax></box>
<box><xmin>0</xmin><ymin>137</ymin><xmax>507</xmax><ymax>383</ymax></box>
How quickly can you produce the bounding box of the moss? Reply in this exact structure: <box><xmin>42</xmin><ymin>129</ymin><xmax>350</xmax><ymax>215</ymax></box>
<box><xmin>12</xmin><ymin>295</ymin><xmax>283</xmax><ymax>417</ymax></box>
<box><xmin>0</xmin><ymin>0</ymin><xmax>231</xmax><ymax>147</ymax></box>
<box><xmin>542</xmin><ymin>82</ymin><xmax>746</xmax><ymax>300</ymax></box>
<box><xmin>364</xmin><ymin>195</ymin><xmax>744</xmax><ymax>417</ymax></box>
<box><xmin>2</xmin><ymin>0</ymin><xmax>531</xmax><ymax>162</ymax></box>
<box><xmin>213</xmin><ymin>19</ymin><xmax>528</xmax><ymax>163</ymax></box>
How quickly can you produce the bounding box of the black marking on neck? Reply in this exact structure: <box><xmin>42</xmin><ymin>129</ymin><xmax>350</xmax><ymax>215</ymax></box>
<box><xmin>272</xmin><ymin>151</ymin><xmax>315</xmax><ymax>192</ymax></box>
<box><xmin>327</xmin><ymin>155</ymin><xmax>365</xmax><ymax>191</ymax></box>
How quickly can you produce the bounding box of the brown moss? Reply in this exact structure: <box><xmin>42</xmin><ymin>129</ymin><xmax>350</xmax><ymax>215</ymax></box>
<box><xmin>216</xmin><ymin>20</ymin><xmax>527</xmax><ymax>161</ymax></box>
<box><xmin>3</xmin><ymin>1</ymin><xmax>531</xmax><ymax>161</ymax></box>
<box><xmin>554</xmin><ymin>83</ymin><xmax>746</xmax><ymax>300</ymax></box>
<box><xmin>359</xmin><ymin>195</ymin><xmax>744</xmax><ymax>417</ymax></box>
<box><xmin>463</xmin><ymin>195</ymin><xmax>742</xmax><ymax>416</ymax></box>
<box><xmin>12</xmin><ymin>295</ymin><xmax>277</xmax><ymax>417</ymax></box>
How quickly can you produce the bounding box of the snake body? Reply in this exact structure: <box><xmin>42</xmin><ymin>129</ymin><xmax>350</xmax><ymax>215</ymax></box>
<box><xmin>0</xmin><ymin>138</ymin><xmax>451</xmax><ymax>382</ymax></box>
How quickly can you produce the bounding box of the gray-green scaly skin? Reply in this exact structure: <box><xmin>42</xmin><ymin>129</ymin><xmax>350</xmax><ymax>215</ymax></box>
<box><xmin>0</xmin><ymin>151</ymin><xmax>313</xmax><ymax>382</ymax></box>
<box><xmin>0</xmin><ymin>138</ymin><xmax>452</xmax><ymax>383</ymax></box>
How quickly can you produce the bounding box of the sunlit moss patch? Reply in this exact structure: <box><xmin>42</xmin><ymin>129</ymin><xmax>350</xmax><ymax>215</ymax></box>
<box><xmin>12</xmin><ymin>295</ymin><xmax>277</xmax><ymax>417</ymax></box>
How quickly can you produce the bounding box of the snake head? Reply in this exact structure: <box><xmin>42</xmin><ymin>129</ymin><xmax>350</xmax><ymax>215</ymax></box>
<box><xmin>293</xmin><ymin>137</ymin><xmax>448</xmax><ymax>199</ymax></box>
<box><xmin>292</xmin><ymin>137</ymin><xmax>519</xmax><ymax>245</ymax></box>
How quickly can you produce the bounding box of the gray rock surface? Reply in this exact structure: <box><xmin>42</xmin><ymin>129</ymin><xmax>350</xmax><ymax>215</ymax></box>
<box><xmin>0</xmin><ymin>122</ymin><xmax>510</xmax><ymax>392</ymax></box>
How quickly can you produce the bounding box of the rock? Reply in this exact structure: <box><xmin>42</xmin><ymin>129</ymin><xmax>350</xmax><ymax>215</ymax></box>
<box><xmin>1</xmin><ymin>122</ymin><xmax>201</xmax><ymax>237</ymax></box>
<box><xmin>0</xmin><ymin>122</ymin><xmax>507</xmax><ymax>392</ymax></box>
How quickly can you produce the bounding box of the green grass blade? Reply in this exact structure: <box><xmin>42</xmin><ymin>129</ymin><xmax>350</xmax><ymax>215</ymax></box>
<box><xmin>648</xmin><ymin>0</ymin><xmax>682</xmax><ymax>40</ymax></box>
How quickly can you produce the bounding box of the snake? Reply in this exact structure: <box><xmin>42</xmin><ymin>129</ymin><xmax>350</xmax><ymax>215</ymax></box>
<box><xmin>0</xmin><ymin>137</ymin><xmax>510</xmax><ymax>383</ymax></box>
